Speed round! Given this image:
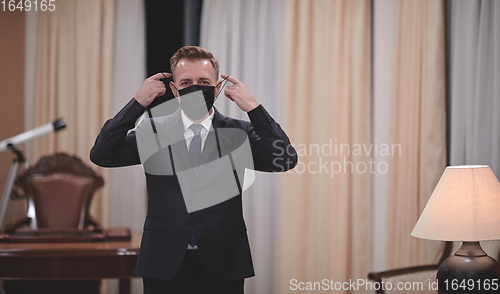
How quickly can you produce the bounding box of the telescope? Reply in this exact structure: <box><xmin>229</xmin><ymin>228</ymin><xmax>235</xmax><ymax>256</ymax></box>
<box><xmin>0</xmin><ymin>118</ymin><xmax>66</xmax><ymax>228</ymax></box>
<box><xmin>0</xmin><ymin>119</ymin><xmax>66</xmax><ymax>152</ymax></box>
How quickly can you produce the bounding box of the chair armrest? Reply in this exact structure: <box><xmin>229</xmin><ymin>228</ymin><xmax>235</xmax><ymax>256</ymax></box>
<box><xmin>5</xmin><ymin>217</ymin><xmax>32</xmax><ymax>229</ymax></box>
<box><xmin>367</xmin><ymin>264</ymin><xmax>439</xmax><ymax>294</ymax></box>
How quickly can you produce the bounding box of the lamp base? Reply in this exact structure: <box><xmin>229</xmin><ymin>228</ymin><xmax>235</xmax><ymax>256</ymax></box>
<box><xmin>437</xmin><ymin>242</ymin><xmax>499</xmax><ymax>293</ymax></box>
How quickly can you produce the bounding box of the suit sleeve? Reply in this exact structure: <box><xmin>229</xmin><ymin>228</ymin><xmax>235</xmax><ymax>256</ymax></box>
<box><xmin>246</xmin><ymin>105</ymin><xmax>298</xmax><ymax>172</ymax></box>
<box><xmin>90</xmin><ymin>98</ymin><xmax>145</xmax><ymax>167</ymax></box>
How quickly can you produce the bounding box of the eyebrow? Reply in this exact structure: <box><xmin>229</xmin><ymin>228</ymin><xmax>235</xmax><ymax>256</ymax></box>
<box><xmin>179</xmin><ymin>77</ymin><xmax>212</xmax><ymax>83</ymax></box>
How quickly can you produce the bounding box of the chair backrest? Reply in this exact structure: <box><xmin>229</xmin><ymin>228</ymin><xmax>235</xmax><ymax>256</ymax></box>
<box><xmin>15</xmin><ymin>153</ymin><xmax>104</xmax><ymax>229</ymax></box>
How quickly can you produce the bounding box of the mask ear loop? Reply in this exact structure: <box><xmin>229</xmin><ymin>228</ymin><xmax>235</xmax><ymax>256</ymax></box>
<box><xmin>146</xmin><ymin>72</ymin><xmax>171</xmax><ymax>151</ymax></box>
<box><xmin>214</xmin><ymin>75</ymin><xmax>230</xmax><ymax>102</ymax></box>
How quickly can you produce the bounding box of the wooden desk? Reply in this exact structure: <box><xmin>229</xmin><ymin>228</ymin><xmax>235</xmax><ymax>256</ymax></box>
<box><xmin>0</xmin><ymin>232</ymin><xmax>141</xmax><ymax>294</ymax></box>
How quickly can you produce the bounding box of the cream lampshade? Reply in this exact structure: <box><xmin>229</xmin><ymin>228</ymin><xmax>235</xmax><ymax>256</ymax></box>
<box><xmin>411</xmin><ymin>165</ymin><xmax>500</xmax><ymax>294</ymax></box>
<box><xmin>412</xmin><ymin>165</ymin><xmax>500</xmax><ymax>241</ymax></box>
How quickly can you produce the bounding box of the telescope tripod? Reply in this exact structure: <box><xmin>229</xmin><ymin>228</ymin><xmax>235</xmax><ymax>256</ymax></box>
<box><xmin>0</xmin><ymin>144</ymin><xmax>28</xmax><ymax>228</ymax></box>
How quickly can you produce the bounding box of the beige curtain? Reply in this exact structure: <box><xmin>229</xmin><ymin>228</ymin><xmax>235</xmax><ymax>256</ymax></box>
<box><xmin>280</xmin><ymin>1</ymin><xmax>371</xmax><ymax>293</ymax></box>
<box><xmin>33</xmin><ymin>0</ymin><xmax>114</xmax><ymax>227</ymax></box>
<box><xmin>387</xmin><ymin>0</ymin><xmax>447</xmax><ymax>269</ymax></box>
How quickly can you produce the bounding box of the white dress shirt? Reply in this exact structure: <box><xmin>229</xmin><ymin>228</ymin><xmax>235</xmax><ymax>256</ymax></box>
<box><xmin>180</xmin><ymin>109</ymin><xmax>214</xmax><ymax>152</ymax></box>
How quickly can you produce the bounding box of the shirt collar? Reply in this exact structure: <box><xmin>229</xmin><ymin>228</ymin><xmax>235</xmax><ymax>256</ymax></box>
<box><xmin>181</xmin><ymin>109</ymin><xmax>214</xmax><ymax>133</ymax></box>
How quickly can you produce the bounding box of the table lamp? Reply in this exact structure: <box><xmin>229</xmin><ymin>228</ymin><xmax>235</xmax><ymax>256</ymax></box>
<box><xmin>412</xmin><ymin>165</ymin><xmax>500</xmax><ymax>293</ymax></box>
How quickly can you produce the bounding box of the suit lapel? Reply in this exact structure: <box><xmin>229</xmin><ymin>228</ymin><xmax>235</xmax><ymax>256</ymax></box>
<box><xmin>193</xmin><ymin>108</ymin><xmax>231</xmax><ymax>179</ymax></box>
<box><xmin>200</xmin><ymin>109</ymin><xmax>223</xmax><ymax>157</ymax></box>
<box><xmin>199</xmin><ymin>108</ymin><xmax>230</xmax><ymax>164</ymax></box>
<box><xmin>198</xmin><ymin>130</ymin><xmax>218</xmax><ymax>163</ymax></box>
<box><xmin>161</xmin><ymin>109</ymin><xmax>192</xmax><ymax>173</ymax></box>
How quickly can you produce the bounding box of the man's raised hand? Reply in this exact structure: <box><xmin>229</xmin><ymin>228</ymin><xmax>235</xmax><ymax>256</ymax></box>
<box><xmin>221</xmin><ymin>74</ymin><xmax>259</xmax><ymax>112</ymax></box>
<box><xmin>134</xmin><ymin>73</ymin><xmax>172</xmax><ymax>107</ymax></box>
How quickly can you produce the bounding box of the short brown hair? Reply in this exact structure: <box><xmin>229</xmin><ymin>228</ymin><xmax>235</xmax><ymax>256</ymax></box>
<box><xmin>170</xmin><ymin>46</ymin><xmax>219</xmax><ymax>80</ymax></box>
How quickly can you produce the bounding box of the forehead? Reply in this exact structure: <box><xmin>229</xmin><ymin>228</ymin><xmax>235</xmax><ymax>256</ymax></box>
<box><xmin>174</xmin><ymin>58</ymin><xmax>217</xmax><ymax>81</ymax></box>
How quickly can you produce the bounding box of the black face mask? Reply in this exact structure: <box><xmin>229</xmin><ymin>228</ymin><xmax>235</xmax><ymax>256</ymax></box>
<box><xmin>173</xmin><ymin>77</ymin><xmax>229</xmax><ymax>121</ymax></box>
<box><xmin>178</xmin><ymin>85</ymin><xmax>216</xmax><ymax>120</ymax></box>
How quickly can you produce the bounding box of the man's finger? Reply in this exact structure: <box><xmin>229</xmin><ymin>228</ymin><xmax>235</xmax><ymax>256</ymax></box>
<box><xmin>150</xmin><ymin>72</ymin><xmax>172</xmax><ymax>80</ymax></box>
<box><xmin>221</xmin><ymin>74</ymin><xmax>240</xmax><ymax>84</ymax></box>
<box><xmin>157</xmin><ymin>87</ymin><xmax>167</xmax><ymax>97</ymax></box>
<box><xmin>224</xmin><ymin>89</ymin><xmax>234</xmax><ymax>101</ymax></box>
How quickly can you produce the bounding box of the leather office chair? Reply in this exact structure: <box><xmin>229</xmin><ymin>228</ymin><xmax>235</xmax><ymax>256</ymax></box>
<box><xmin>4</xmin><ymin>152</ymin><xmax>104</xmax><ymax>294</ymax></box>
<box><xmin>367</xmin><ymin>242</ymin><xmax>453</xmax><ymax>294</ymax></box>
<box><xmin>12</xmin><ymin>152</ymin><xmax>104</xmax><ymax>230</ymax></box>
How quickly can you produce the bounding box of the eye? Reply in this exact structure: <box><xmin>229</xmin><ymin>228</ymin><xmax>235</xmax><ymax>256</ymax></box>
<box><xmin>201</xmin><ymin>80</ymin><xmax>210</xmax><ymax>85</ymax></box>
<box><xmin>180</xmin><ymin>81</ymin><xmax>191</xmax><ymax>86</ymax></box>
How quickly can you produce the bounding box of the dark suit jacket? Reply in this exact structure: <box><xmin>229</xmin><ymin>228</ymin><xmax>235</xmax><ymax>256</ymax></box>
<box><xmin>90</xmin><ymin>98</ymin><xmax>297</xmax><ymax>282</ymax></box>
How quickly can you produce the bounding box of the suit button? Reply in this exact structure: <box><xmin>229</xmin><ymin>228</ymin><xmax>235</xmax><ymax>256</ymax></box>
<box><xmin>185</xmin><ymin>220</ymin><xmax>191</xmax><ymax>225</ymax></box>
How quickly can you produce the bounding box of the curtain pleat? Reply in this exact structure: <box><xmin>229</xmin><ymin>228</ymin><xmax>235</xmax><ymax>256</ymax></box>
<box><xmin>280</xmin><ymin>1</ymin><xmax>372</xmax><ymax>293</ymax></box>
<box><xmin>449</xmin><ymin>0</ymin><xmax>500</xmax><ymax>177</ymax></box>
<box><xmin>200</xmin><ymin>1</ymin><xmax>286</xmax><ymax>293</ymax></box>
<box><xmin>33</xmin><ymin>0</ymin><xmax>114</xmax><ymax>227</ymax></box>
<box><xmin>448</xmin><ymin>0</ymin><xmax>500</xmax><ymax>258</ymax></box>
<box><xmin>387</xmin><ymin>0</ymin><xmax>447</xmax><ymax>269</ymax></box>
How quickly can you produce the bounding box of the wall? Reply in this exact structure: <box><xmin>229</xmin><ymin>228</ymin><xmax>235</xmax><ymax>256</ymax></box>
<box><xmin>0</xmin><ymin>10</ymin><xmax>26</xmax><ymax>227</ymax></box>
<box><xmin>372</xmin><ymin>0</ymin><xmax>397</xmax><ymax>272</ymax></box>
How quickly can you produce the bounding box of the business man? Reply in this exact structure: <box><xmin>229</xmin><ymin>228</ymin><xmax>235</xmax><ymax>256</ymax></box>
<box><xmin>90</xmin><ymin>46</ymin><xmax>297</xmax><ymax>294</ymax></box>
